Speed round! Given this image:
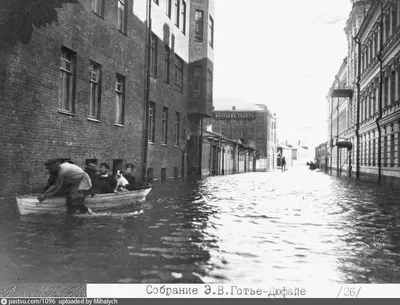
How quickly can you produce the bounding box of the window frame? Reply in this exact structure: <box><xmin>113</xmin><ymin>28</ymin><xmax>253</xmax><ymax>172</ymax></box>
<box><xmin>174</xmin><ymin>0</ymin><xmax>180</xmax><ymax>28</ymax></box>
<box><xmin>117</xmin><ymin>0</ymin><xmax>127</xmax><ymax>34</ymax></box>
<box><xmin>164</xmin><ymin>45</ymin><xmax>170</xmax><ymax>83</ymax></box>
<box><xmin>148</xmin><ymin>101</ymin><xmax>156</xmax><ymax>142</ymax></box>
<box><xmin>166</xmin><ymin>0</ymin><xmax>172</xmax><ymax>18</ymax></box>
<box><xmin>194</xmin><ymin>10</ymin><xmax>204</xmax><ymax>42</ymax></box>
<box><xmin>88</xmin><ymin>60</ymin><xmax>102</xmax><ymax>119</ymax></box>
<box><xmin>181</xmin><ymin>1</ymin><xmax>186</xmax><ymax>34</ymax></box>
<box><xmin>209</xmin><ymin>15</ymin><xmax>214</xmax><ymax>48</ymax></box>
<box><xmin>59</xmin><ymin>46</ymin><xmax>76</xmax><ymax>113</ymax></box>
<box><xmin>151</xmin><ymin>33</ymin><xmax>158</xmax><ymax>77</ymax></box>
<box><xmin>92</xmin><ymin>0</ymin><xmax>104</xmax><ymax>17</ymax></box>
<box><xmin>115</xmin><ymin>74</ymin><xmax>125</xmax><ymax>125</ymax></box>
<box><xmin>193</xmin><ymin>65</ymin><xmax>202</xmax><ymax>94</ymax></box>
<box><xmin>174</xmin><ymin>112</ymin><xmax>180</xmax><ymax>146</ymax></box>
<box><xmin>162</xmin><ymin>106</ymin><xmax>168</xmax><ymax>145</ymax></box>
<box><xmin>174</xmin><ymin>55</ymin><xmax>183</xmax><ymax>92</ymax></box>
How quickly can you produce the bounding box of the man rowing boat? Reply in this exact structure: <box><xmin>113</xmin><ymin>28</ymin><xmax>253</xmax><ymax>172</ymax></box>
<box><xmin>37</xmin><ymin>159</ymin><xmax>93</xmax><ymax>214</ymax></box>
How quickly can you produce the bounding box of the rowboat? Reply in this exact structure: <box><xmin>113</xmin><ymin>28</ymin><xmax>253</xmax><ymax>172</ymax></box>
<box><xmin>15</xmin><ymin>185</ymin><xmax>152</xmax><ymax>215</ymax></box>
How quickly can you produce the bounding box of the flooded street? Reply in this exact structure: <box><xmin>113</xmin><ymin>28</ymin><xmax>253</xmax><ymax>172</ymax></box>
<box><xmin>1</xmin><ymin>168</ymin><xmax>400</xmax><ymax>284</ymax></box>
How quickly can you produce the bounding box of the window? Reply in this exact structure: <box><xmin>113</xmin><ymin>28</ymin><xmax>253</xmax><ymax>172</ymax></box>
<box><xmin>166</xmin><ymin>0</ymin><xmax>172</xmax><ymax>17</ymax></box>
<box><xmin>174</xmin><ymin>167</ymin><xmax>178</xmax><ymax>179</ymax></box>
<box><xmin>147</xmin><ymin>168</ymin><xmax>153</xmax><ymax>182</ymax></box>
<box><xmin>151</xmin><ymin>33</ymin><xmax>158</xmax><ymax>77</ymax></box>
<box><xmin>161</xmin><ymin>168</ymin><xmax>166</xmax><ymax>181</ymax></box>
<box><xmin>59</xmin><ymin>46</ymin><xmax>76</xmax><ymax>113</ymax></box>
<box><xmin>195</xmin><ymin>10</ymin><xmax>204</xmax><ymax>41</ymax></box>
<box><xmin>115</xmin><ymin>74</ymin><xmax>125</xmax><ymax>124</ymax></box>
<box><xmin>174</xmin><ymin>55</ymin><xmax>183</xmax><ymax>92</ymax></box>
<box><xmin>117</xmin><ymin>0</ymin><xmax>127</xmax><ymax>33</ymax></box>
<box><xmin>162</xmin><ymin>107</ymin><xmax>168</xmax><ymax>144</ymax></box>
<box><xmin>209</xmin><ymin>16</ymin><xmax>214</xmax><ymax>48</ymax></box>
<box><xmin>113</xmin><ymin>159</ymin><xmax>123</xmax><ymax>176</ymax></box>
<box><xmin>164</xmin><ymin>46</ymin><xmax>170</xmax><ymax>83</ymax></box>
<box><xmin>148</xmin><ymin>101</ymin><xmax>156</xmax><ymax>142</ymax></box>
<box><xmin>174</xmin><ymin>0</ymin><xmax>180</xmax><ymax>27</ymax></box>
<box><xmin>193</xmin><ymin>65</ymin><xmax>202</xmax><ymax>94</ymax></box>
<box><xmin>181</xmin><ymin>1</ymin><xmax>186</xmax><ymax>34</ymax></box>
<box><xmin>175</xmin><ymin>112</ymin><xmax>180</xmax><ymax>145</ymax></box>
<box><xmin>92</xmin><ymin>0</ymin><xmax>104</xmax><ymax>17</ymax></box>
<box><xmin>89</xmin><ymin>61</ymin><xmax>101</xmax><ymax>119</ymax></box>
<box><xmin>207</xmin><ymin>68</ymin><xmax>213</xmax><ymax>99</ymax></box>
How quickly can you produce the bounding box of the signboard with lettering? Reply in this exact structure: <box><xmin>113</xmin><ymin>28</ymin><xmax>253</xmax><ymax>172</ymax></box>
<box><xmin>213</xmin><ymin>112</ymin><xmax>256</xmax><ymax>120</ymax></box>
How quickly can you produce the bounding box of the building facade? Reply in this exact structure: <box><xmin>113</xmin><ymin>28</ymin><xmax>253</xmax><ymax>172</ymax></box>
<box><xmin>211</xmin><ymin>99</ymin><xmax>277</xmax><ymax>171</ymax></box>
<box><xmin>0</xmin><ymin>0</ymin><xmax>215</xmax><ymax>197</ymax></box>
<box><xmin>325</xmin><ymin>0</ymin><xmax>400</xmax><ymax>180</ymax></box>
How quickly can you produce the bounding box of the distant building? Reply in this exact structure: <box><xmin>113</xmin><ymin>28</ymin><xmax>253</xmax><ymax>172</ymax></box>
<box><xmin>211</xmin><ymin>97</ymin><xmax>277</xmax><ymax>171</ymax></box>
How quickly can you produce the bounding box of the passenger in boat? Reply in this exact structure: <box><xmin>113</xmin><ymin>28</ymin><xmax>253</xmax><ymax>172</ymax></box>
<box><xmin>84</xmin><ymin>163</ymin><xmax>98</xmax><ymax>197</ymax></box>
<box><xmin>96</xmin><ymin>162</ymin><xmax>116</xmax><ymax>194</ymax></box>
<box><xmin>37</xmin><ymin>159</ymin><xmax>93</xmax><ymax>214</ymax></box>
<box><xmin>125</xmin><ymin>163</ymin><xmax>136</xmax><ymax>191</ymax></box>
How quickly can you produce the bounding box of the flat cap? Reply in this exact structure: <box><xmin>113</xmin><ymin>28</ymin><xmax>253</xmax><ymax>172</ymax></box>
<box><xmin>126</xmin><ymin>163</ymin><xmax>135</xmax><ymax>169</ymax></box>
<box><xmin>44</xmin><ymin>159</ymin><xmax>59</xmax><ymax>166</ymax></box>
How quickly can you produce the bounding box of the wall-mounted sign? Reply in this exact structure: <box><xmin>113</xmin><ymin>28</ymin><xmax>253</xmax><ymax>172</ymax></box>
<box><xmin>213</xmin><ymin>112</ymin><xmax>256</xmax><ymax>120</ymax></box>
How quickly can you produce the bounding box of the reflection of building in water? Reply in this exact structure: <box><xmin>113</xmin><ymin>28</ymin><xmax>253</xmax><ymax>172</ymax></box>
<box><xmin>211</xmin><ymin>97</ymin><xmax>277</xmax><ymax>171</ymax></box>
<box><xmin>320</xmin><ymin>0</ymin><xmax>400</xmax><ymax>179</ymax></box>
<box><xmin>0</xmin><ymin>0</ymin><xmax>216</xmax><ymax>197</ymax></box>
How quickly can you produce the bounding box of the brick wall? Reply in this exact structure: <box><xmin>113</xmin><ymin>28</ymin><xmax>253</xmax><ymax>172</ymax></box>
<box><xmin>0</xmin><ymin>0</ymin><xmax>147</xmax><ymax>197</ymax></box>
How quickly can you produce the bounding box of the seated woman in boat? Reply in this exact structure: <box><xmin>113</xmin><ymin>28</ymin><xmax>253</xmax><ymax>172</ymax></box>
<box><xmin>96</xmin><ymin>162</ymin><xmax>116</xmax><ymax>194</ymax></box>
<box><xmin>124</xmin><ymin>163</ymin><xmax>136</xmax><ymax>191</ymax></box>
<box><xmin>37</xmin><ymin>159</ymin><xmax>92</xmax><ymax>214</ymax></box>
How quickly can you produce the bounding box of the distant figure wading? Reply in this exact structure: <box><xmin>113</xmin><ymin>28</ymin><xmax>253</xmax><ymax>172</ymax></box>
<box><xmin>281</xmin><ymin>156</ymin><xmax>287</xmax><ymax>172</ymax></box>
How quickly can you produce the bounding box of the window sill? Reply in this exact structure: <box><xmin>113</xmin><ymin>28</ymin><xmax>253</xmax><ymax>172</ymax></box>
<box><xmin>194</xmin><ymin>39</ymin><xmax>203</xmax><ymax>42</ymax></box>
<box><xmin>87</xmin><ymin>117</ymin><xmax>100</xmax><ymax>123</ymax></box>
<box><xmin>92</xmin><ymin>11</ymin><xmax>104</xmax><ymax>19</ymax></box>
<box><xmin>161</xmin><ymin>144</ymin><xmax>167</xmax><ymax>147</ymax></box>
<box><xmin>58</xmin><ymin>109</ymin><xmax>75</xmax><ymax>116</ymax></box>
<box><xmin>151</xmin><ymin>74</ymin><xmax>157</xmax><ymax>79</ymax></box>
<box><xmin>148</xmin><ymin>141</ymin><xmax>155</xmax><ymax>145</ymax></box>
<box><xmin>174</xmin><ymin>145</ymin><xmax>179</xmax><ymax>148</ymax></box>
<box><xmin>114</xmin><ymin>123</ymin><xmax>124</xmax><ymax>127</ymax></box>
<box><xmin>118</xmin><ymin>30</ymin><xmax>127</xmax><ymax>36</ymax></box>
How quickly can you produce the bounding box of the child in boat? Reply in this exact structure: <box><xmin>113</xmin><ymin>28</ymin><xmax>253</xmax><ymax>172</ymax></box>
<box><xmin>96</xmin><ymin>162</ymin><xmax>116</xmax><ymax>193</ymax></box>
<box><xmin>125</xmin><ymin>163</ymin><xmax>136</xmax><ymax>191</ymax></box>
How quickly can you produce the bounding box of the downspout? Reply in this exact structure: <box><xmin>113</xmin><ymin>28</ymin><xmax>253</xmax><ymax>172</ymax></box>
<box><xmin>354</xmin><ymin>36</ymin><xmax>361</xmax><ymax>178</ymax></box>
<box><xmin>335</xmin><ymin>75</ymin><xmax>341</xmax><ymax>176</ymax></box>
<box><xmin>376</xmin><ymin>1</ymin><xmax>384</xmax><ymax>181</ymax></box>
<box><xmin>330</xmin><ymin>94</ymin><xmax>333</xmax><ymax>175</ymax></box>
<box><xmin>199</xmin><ymin>119</ymin><xmax>203</xmax><ymax>175</ymax></box>
<box><xmin>142</xmin><ymin>0</ymin><xmax>152</xmax><ymax>184</ymax></box>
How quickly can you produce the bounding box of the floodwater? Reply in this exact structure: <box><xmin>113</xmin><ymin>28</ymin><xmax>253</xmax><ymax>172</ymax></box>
<box><xmin>1</xmin><ymin>167</ymin><xmax>400</xmax><ymax>284</ymax></box>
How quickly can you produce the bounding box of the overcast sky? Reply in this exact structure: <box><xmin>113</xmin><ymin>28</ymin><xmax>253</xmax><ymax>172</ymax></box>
<box><xmin>214</xmin><ymin>0</ymin><xmax>352</xmax><ymax>148</ymax></box>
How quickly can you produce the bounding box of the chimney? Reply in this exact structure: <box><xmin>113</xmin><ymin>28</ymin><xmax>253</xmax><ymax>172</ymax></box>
<box><xmin>298</xmin><ymin>140</ymin><xmax>301</xmax><ymax>145</ymax></box>
<box><xmin>232</xmin><ymin>106</ymin><xmax>236</xmax><ymax>110</ymax></box>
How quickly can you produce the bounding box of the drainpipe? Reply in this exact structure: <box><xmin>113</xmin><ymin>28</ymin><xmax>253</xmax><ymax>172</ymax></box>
<box><xmin>330</xmin><ymin>94</ymin><xmax>333</xmax><ymax>175</ymax></box>
<box><xmin>199</xmin><ymin>118</ymin><xmax>203</xmax><ymax>176</ymax></box>
<box><xmin>142</xmin><ymin>0</ymin><xmax>152</xmax><ymax>184</ymax></box>
<box><xmin>354</xmin><ymin>36</ymin><xmax>361</xmax><ymax>178</ymax></box>
<box><xmin>376</xmin><ymin>1</ymin><xmax>384</xmax><ymax>181</ymax></box>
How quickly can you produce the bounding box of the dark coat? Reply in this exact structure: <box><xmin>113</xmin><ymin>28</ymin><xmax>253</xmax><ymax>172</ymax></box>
<box><xmin>96</xmin><ymin>174</ymin><xmax>116</xmax><ymax>194</ymax></box>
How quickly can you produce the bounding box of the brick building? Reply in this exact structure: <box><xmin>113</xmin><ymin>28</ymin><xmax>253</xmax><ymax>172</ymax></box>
<box><xmin>0</xmin><ymin>0</ymin><xmax>215</xmax><ymax>197</ymax></box>
<box><xmin>144</xmin><ymin>0</ymin><xmax>215</xmax><ymax>180</ymax></box>
<box><xmin>211</xmin><ymin>97</ymin><xmax>277</xmax><ymax>171</ymax></box>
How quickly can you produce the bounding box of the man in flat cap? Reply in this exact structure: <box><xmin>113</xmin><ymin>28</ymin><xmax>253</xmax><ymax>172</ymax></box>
<box><xmin>38</xmin><ymin>159</ymin><xmax>93</xmax><ymax>214</ymax></box>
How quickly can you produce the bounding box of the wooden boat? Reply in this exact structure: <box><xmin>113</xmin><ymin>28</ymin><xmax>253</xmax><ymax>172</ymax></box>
<box><xmin>15</xmin><ymin>185</ymin><xmax>152</xmax><ymax>215</ymax></box>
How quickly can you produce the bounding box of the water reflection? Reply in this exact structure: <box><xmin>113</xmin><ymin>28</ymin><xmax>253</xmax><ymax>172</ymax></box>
<box><xmin>1</xmin><ymin>168</ymin><xmax>400</xmax><ymax>284</ymax></box>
